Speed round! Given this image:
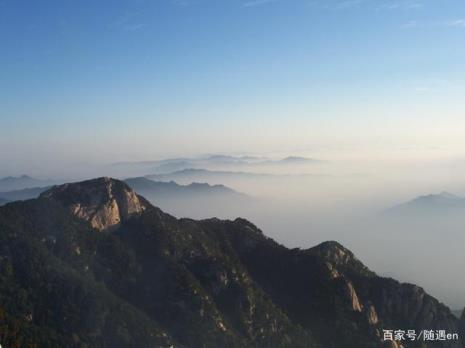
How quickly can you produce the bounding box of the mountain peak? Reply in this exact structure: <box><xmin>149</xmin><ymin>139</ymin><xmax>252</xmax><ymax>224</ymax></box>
<box><xmin>415</xmin><ymin>191</ymin><xmax>461</xmax><ymax>202</ymax></box>
<box><xmin>310</xmin><ymin>241</ymin><xmax>375</xmax><ymax>277</ymax></box>
<box><xmin>438</xmin><ymin>191</ymin><xmax>461</xmax><ymax>199</ymax></box>
<box><xmin>40</xmin><ymin>177</ymin><xmax>149</xmax><ymax>231</ymax></box>
<box><xmin>282</xmin><ymin>156</ymin><xmax>308</xmax><ymax>161</ymax></box>
<box><xmin>311</xmin><ymin>241</ymin><xmax>354</xmax><ymax>264</ymax></box>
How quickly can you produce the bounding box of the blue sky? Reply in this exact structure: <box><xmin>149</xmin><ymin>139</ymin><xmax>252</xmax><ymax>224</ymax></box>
<box><xmin>1</xmin><ymin>0</ymin><xmax>464</xmax><ymax>174</ymax></box>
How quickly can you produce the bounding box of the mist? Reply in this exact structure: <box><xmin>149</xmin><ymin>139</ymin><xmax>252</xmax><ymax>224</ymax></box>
<box><xmin>3</xmin><ymin>151</ymin><xmax>465</xmax><ymax>310</ymax></box>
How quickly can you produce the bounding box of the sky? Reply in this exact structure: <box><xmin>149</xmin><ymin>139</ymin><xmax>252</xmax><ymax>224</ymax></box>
<box><xmin>1</xmin><ymin>0</ymin><xmax>465</xmax><ymax>176</ymax></box>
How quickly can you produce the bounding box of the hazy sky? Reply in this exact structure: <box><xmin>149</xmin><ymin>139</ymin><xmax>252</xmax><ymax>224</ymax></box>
<box><xmin>1</xmin><ymin>0</ymin><xmax>465</xmax><ymax>175</ymax></box>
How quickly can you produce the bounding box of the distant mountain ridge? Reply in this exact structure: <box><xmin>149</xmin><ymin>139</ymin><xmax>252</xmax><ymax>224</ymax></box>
<box><xmin>125</xmin><ymin>177</ymin><xmax>243</xmax><ymax>196</ymax></box>
<box><xmin>110</xmin><ymin>154</ymin><xmax>322</xmax><ymax>176</ymax></box>
<box><xmin>0</xmin><ymin>175</ymin><xmax>60</xmax><ymax>191</ymax></box>
<box><xmin>146</xmin><ymin>168</ymin><xmax>324</xmax><ymax>183</ymax></box>
<box><xmin>124</xmin><ymin>176</ymin><xmax>250</xmax><ymax>219</ymax></box>
<box><xmin>0</xmin><ymin>186</ymin><xmax>51</xmax><ymax>204</ymax></box>
<box><xmin>386</xmin><ymin>191</ymin><xmax>465</xmax><ymax>217</ymax></box>
<box><xmin>0</xmin><ymin>177</ymin><xmax>461</xmax><ymax>347</ymax></box>
<box><xmin>146</xmin><ymin>168</ymin><xmax>273</xmax><ymax>182</ymax></box>
<box><xmin>113</xmin><ymin>154</ymin><xmax>319</xmax><ymax>167</ymax></box>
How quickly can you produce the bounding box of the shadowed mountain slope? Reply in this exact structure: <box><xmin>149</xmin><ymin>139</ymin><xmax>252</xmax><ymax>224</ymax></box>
<box><xmin>0</xmin><ymin>178</ymin><xmax>461</xmax><ymax>348</ymax></box>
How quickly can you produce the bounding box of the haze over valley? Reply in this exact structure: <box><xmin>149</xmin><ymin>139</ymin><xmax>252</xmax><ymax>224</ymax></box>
<box><xmin>2</xmin><ymin>150</ymin><xmax>465</xmax><ymax>309</ymax></box>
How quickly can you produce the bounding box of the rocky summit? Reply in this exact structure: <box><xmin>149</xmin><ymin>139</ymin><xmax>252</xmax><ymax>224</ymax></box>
<box><xmin>0</xmin><ymin>178</ymin><xmax>462</xmax><ymax>348</ymax></box>
<box><xmin>40</xmin><ymin>177</ymin><xmax>149</xmax><ymax>231</ymax></box>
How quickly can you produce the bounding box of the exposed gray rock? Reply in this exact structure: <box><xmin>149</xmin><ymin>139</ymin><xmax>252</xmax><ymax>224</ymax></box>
<box><xmin>40</xmin><ymin>177</ymin><xmax>148</xmax><ymax>231</ymax></box>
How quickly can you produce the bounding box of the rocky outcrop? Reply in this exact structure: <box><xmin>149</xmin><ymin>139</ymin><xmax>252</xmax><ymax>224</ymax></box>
<box><xmin>309</xmin><ymin>241</ymin><xmax>375</xmax><ymax>278</ymax></box>
<box><xmin>341</xmin><ymin>278</ymin><xmax>363</xmax><ymax>312</ymax></box>
<box><xmin>312</xmin><ymin>242</ymin><xmax>461</xmax><ymax>348</ymax></box>
<box><xmin>40</xmin><ymin>177</ymin><xmax>148</xmax><ymax>231</ymax></box>
<box><xmin>364</xmin><ymin>303</ymin><xmax>379</xmax><ymax>325</ymax></box>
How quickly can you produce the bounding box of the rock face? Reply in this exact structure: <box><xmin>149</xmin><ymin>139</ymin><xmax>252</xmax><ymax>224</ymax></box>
<box><xmin>0</xmin><ymin>178</ymin><xmax>461</xmax><ymax>348</ymax></box>
<box><xmin>40</xmin><ymin>177</ymin><xmax>148</xmax><ymax>231</ymax></box>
